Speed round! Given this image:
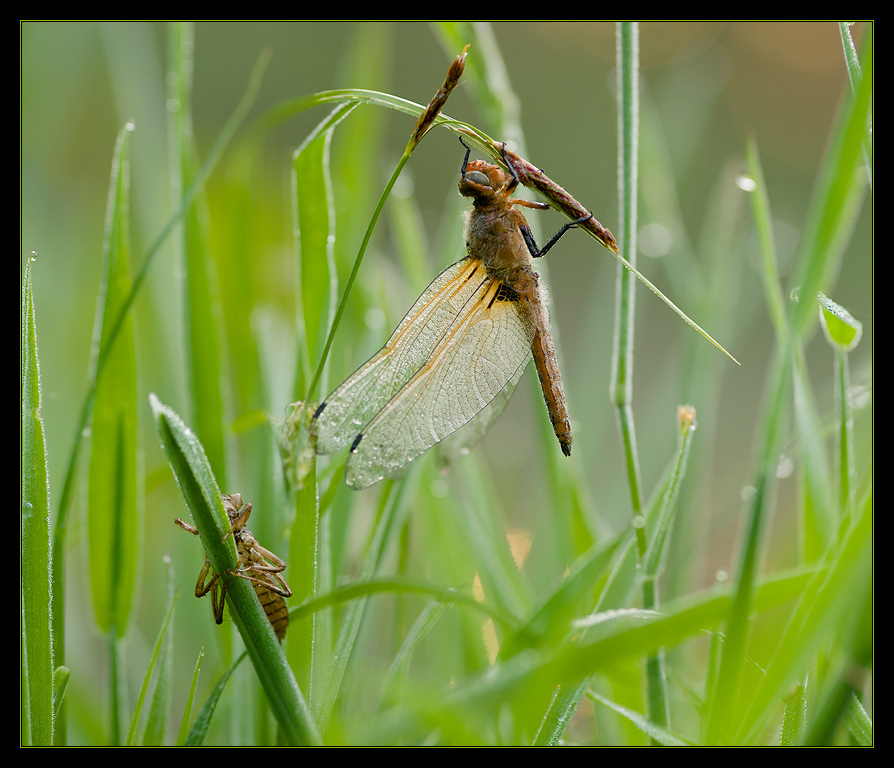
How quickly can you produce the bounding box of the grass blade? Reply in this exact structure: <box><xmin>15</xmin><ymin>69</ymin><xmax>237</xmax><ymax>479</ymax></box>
<box><xmin>168</xmin><ymin>22</ymin><xmax>227</xmax><ymax>483</ymax></box>
<box><xmin>125</xmin><ymin>573</ymin><xmax>177</xmax><ymax>745</ymax></box>
<box><xmin>175</xmin><ymin>649</ymin><xmax>204</xmax><ymax>746</ymax></box>
<box><xmin>20</xmin><ymin>255</ymin><xmax>55</xmax><ymax>746</ymax></box>
<box><xmin>183</xmin><ymin>652</ymin><xmax>248</xmax><ymax>745</ymax></box>
<box><xmin>87</xmin><ymin>124</ymin><xmax>141</xmax><ymax>637</ymax></box>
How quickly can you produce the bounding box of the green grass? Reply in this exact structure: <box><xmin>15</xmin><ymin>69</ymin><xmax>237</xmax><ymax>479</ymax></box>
<box><xmin>21</xmin><ymin>21</ymin><xmax>872</xmax><ymax>746</ymax></box>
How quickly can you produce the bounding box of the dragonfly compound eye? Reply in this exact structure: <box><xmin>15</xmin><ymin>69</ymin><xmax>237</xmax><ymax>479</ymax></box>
<box><xmin>463</xmin><ymin>170</ymin><xmax>491</xmax><ymax>188</ymax></box>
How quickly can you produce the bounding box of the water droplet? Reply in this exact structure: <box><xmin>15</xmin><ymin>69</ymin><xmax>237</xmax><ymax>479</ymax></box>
<box><xmin>776</xmin><ymin>455</ymin><xmax>794</xmax><ymax>479</ymax></box>
<box><xmin>736</xmin><ymin>173</ymin><xmax>756</xmax><ymax>192</ymax></box>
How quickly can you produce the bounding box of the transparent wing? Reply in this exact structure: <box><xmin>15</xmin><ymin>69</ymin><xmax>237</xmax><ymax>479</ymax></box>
<box><xmin>435</xmin><ymin>363</ymin><xmax>527</xmax><ymax>470</ymax></box>
<box><xmin>315</xmin><ymin>257</ymin><xmax>489</xmax><ymax>455</ymax></box>
<box><xmin>345</xmin><ymin>278</ymin><xmax>536</xmax><ymax>490</ymax></box>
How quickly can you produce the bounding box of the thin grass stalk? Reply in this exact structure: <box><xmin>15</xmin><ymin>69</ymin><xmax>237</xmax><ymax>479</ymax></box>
<box><xmin>745</xmin><ymin>137</ymin><xmax>788</xmax><ymax>342</ymax></box>
<box><xmin>530</xmin><ymin>22</ymin><xmax>643</xmax><ymax>743</ymax></box>
<box><xmin>789</xmin><ymin>29</ymin><xmax>871</xmax><ymax>342</ymax></box>
<box><xmin>818</xmin><ymin>290</ymin><xmax>863</xmax><ymax>528</ymax></box>
<box><xmin>835</xmin><ymin>347</ymin><xmax>854</xmax><ymax>520</ymax></box>
<box><xmin>611</xmin><ymin>23</ymin><xmax>644</xmax><ymax>549</ymax></box>
<box><xmin>613</xmin><ymin>22</ymin><xmax>670</xmax><ymax>732</ymax></box>
<box><xmin>285</xmin><ymin>404</ymin><xmax>321</xmax><ymax>697</ymax></box>
<box><xmin>642</xmin><ymin>408</ymin><xmax>697</xmax><ymax>733</ymax></box>
<box><xmin>176</xmin><ymin>650</ymin><xmax>204</xmax><ymax>745</ymax></box>
<box><xmin>750</xmin><ymin>140</ymin><xmax>838</xmax><ymax>563</ymax></box>
<box><xmin>139</xmin><ymin>563</ymin><xmax>176</xmax><ymax>746</ymax></box>
<box><xmin>108</xmin><ymin>630</ymin><xmax>122</xmax><ymax>744</ymax></box>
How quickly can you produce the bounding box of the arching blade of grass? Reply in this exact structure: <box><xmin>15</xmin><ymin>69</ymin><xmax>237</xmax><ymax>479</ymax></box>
<box><xmin>353</xmin><ymin>568</ymin><xmax>818</xmax><ymax>744</ymax></box>
<box><xmin>151</xmin><ymin>394</ymin><xmax>321</xmax><ymax>746</ymax></box>
<box><xmin>588</xmin><ymin>691</ymin><xmax>693</xmax><ymax>746</ymax></box>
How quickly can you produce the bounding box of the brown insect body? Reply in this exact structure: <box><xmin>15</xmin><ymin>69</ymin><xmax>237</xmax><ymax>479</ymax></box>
<box><xmin>175</xmin><ymin>493</ymin><xmax>292</xmax><ymax>641</ymax></box>
<box><xmin>459</xmin><ymin>153</ymin><xmax>578</xmax><ymax>457</ymax></box>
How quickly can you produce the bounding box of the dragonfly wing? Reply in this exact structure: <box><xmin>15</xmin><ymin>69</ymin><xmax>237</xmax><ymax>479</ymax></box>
<box><xmin>315</xmin><ymin>257</ymin><xmax>488</xmax><ymax>454</ymax></box>
<box><xmin>345</xmin><ymin>277</ymin><xmax>536</xmax><ymax>489</ymax></box>
<box><xmin>436</xmin><ymin>360</ymin><xmax>528</xmax><ymax>470</ymax></box>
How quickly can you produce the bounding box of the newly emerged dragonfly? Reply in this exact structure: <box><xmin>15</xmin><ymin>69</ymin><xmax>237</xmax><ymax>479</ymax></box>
<box><xmin>314</xmin><ymin>141</ymin><xmax>594</xmax><ymax>490</ymax></box>
<box><xmin>175</xmin><ymin>493</ymin><xmax>292</xmax><ymax>640</ymax></box>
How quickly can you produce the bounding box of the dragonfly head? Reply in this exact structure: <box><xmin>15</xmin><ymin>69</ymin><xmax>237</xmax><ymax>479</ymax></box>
<box><xmin>459</xmin><ymin>159</ymin><xmax>513</xmax><ymax>203</ymax></box>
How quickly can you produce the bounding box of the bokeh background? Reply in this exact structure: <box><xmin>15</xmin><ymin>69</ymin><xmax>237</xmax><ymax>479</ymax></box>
<box><xmin>21</xmin><ymin>21</ymin><xmax>872</xmax><ymax>744</ymax></box>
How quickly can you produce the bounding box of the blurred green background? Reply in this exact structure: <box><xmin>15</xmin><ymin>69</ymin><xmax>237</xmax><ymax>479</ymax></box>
<box><xmin>21</xmin><ymin>21</ymin><xmax>871</xmax><ymax>744</ymax></box>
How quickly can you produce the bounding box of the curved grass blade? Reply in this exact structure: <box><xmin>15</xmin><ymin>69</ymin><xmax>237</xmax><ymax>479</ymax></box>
<box><xmin>150</xmin><ymin>394</ymin><xmax>321</xmax><ymax>746</ymax></box>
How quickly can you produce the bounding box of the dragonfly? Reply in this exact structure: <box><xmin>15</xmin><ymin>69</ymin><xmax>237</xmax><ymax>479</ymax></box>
<box><xmin>314</xmin><ymin>141</ymin><xmax>593</xmax><ymax>490</ymax></box>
